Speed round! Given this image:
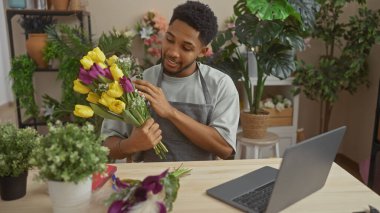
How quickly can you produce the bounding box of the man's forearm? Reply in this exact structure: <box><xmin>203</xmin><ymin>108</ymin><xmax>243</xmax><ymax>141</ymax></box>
<box><xmin>103</xmin><ymin>136</ymin><xmax>135</xmax><ymax>160</ymax></box>
<box><xmin>167</xmin><ymin>108</ymin><xmax>234</xmax><ymax>159</ymax></box>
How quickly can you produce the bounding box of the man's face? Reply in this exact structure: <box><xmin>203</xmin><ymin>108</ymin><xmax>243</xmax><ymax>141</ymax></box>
<box><xmin>161</xmin><ymin>19</ymin><xmax>208</xmax><ymax>77</ymax></box>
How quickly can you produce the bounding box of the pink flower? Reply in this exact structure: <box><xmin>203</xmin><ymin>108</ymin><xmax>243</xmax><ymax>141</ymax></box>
<box><xmin>147</xmin><ymin>47</ymin><xmax>161</xmax><ymax>58</ymax></box>
<box><xmin>204</xmin><ymin>47</ymin><xmax>214</xmax><ymax>57</ymax></box>
<box><xmin>153</xmin><ymin>14</ymin><xmax>168</xmax><ymax>33</ymax></box>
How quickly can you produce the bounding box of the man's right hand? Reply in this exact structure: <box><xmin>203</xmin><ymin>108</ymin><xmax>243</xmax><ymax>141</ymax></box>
<box><xmin>124</xmin><ymin>118</ymin><xmax>162</xmax><ymax>152</ymax></box>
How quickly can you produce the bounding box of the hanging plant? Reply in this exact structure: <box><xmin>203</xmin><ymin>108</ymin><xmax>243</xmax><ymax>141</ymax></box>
<box><xmin>9</xmin><ymin>55</ymin><xmax>39</xmax><ymax>119</ymax></box>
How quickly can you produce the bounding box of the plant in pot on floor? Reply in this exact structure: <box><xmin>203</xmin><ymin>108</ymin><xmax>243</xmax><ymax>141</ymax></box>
<box><xmin>0</xmin><ymin>123</ymin><xmax>39</xmax><ymax>201</ymax></box>
<box><xmin>30</xmin><ymin>121</ymin><xmax>109</xmax><ymax>212</ymax></box>
<box><xmin>231</xmin><ymin>0</ymin><xmax>319</xmax><ymax>138</ymax></box>
<box><xmin>18</xmin><ymin>15</ymin><xmax>56</xmax><ymax>68</ymax></box>
<box><xmin>292</xmin><ymin>0</ymin><xmax>380</xmax><ymax>133</ymax></box>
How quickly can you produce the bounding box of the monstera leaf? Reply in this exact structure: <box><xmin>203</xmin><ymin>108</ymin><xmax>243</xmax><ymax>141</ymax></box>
<box><xmin>288</xmin><ymin>0</ymin><xmax>320</xmax><ymax>29</ymax></box>
<box><xmin>235</xmin><ymin>13</ymin><xmax>283</xmax><ymax>47</ymax></box>
<box><xmin>246</xmin><ymin>0</ymin><xmax>301</xmax><ymax>21</ymax></box>
<box><xmin>258</xmin><ymin>43</ymin><xmax>295</xmax><ymax>79</ymax></box>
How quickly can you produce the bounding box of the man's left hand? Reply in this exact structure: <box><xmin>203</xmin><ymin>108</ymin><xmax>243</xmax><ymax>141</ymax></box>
<box><xmin>134</xmin><ymin>79</ymin><xmax>175</xmax><ymax>119</ymax></box>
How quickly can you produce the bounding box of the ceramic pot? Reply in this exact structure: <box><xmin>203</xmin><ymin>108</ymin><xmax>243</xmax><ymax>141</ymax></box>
<box><xmin>48</xmin><ymin>177</ymin><xmax>92</xmax><ymax>213</ymax></box>
<box><xmin>0</xmin><ymin>171</ymin><xmax>28</xmax><ymax>201</ymax></box>
<box><xmin>26</xmin><ymin>33</ymin><xmax>48</xmax><ymax>68</ymax></box>
<box><xmin>51</xmin><ymin>0</ymin><xmax>69</xmax><ymax>10</ymax></box>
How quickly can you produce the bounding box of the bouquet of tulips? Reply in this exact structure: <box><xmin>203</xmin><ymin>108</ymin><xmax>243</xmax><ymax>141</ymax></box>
<box><xmin>73</xmin><ymin>47</ymin><xmax>168</xmax><ymax>159</ymax></box>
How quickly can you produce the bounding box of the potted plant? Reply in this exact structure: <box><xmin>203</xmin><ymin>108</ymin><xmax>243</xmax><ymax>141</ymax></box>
<box><xmin>229</xmin><ymin>0</ymin><xmax>319</xmax><ymax>138</ymax></box>
<box><xmin>18</xmin><ymin>15</ymin><xmax>56</xmax><ymax>68</ymax></box>
<box><xmin>0</xmin><ymin>123</ymin><xmax>39</xmax><ymax>201</ymax></box>
<box><xmin>293</xmin><ymin>0</ymin><xmax>380</xmax><ymax>133</ymax></box>
<box><xmin>30</xmin><ymin>121</ymin><xmax>109</xmax><ymax>212</ymax></box>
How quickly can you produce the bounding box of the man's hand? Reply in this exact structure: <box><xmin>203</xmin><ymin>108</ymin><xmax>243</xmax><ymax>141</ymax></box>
<box><xmin>125</xmin><ymin>118</ymin><xmax>162</xmax><ymax>152</ymax></box>
<box><xmin>134</xmin><ymin>79</ymin><xmax>176</xmax><ymax>119</ymax></box>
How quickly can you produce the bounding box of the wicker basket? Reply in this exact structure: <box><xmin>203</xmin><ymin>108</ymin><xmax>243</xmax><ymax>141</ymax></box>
<box><xmin>240</xmin><ymin>112</ymin><xmax>269</xmax><ymax>139</ymax></box>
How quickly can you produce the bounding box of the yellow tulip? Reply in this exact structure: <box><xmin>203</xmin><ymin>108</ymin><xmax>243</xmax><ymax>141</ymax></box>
<box><xmin>107</xmin><ymin>81</ymin><xmax>124</xmax><ymax>98</ymax></box>
<box><xmin>73</xmin><ymin>79</ymin><xmax>90</xmax><ymax>94</ymax></box>
<box><xmin>88</xmin><ymin>47</ymin><xmax>106</xmax><ymax>63</ymax></box>
<box><xmin>80</xmin><ymin>55</ymin><xmax>94</xmax><ymax>70</ymax></box>
<box><xmin>110</xmin><ymin>64</ymin><xmax>124</xmax><ymax>81</ymax></box>
<box><xmin>86</xmin><ymin>92</ymin><xmax>100</xmax><ymax>104</ymax></box>
<box><xmin>106</xmin><ymin>55</ymin><xmax>118</xmax><ymax>66</ymax></box>
<box><xmin>73</xmin><ymin>105</ymin><xmax>94</xmax><ymax>118</ymax></box>
<box><xmin>109</xmin><ymin>100</ymin><xmax>126</xmax><ymax>114</ymax></box>
<box><xmin>97</xmin><ymin>62</ymin><xmax>107</xmax><ymax>69</ymax></box>
<box><xmin>98</xmin><ymin>92</ymin><xmax>116</xmax><ymax>107</ymax></box>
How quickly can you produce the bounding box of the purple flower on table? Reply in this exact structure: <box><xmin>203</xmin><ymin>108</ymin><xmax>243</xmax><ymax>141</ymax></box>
<box><xmin>141</xmin><ymin>169</ymin><xmax>168</xmax><ymax>194</ymax></box>
<box><xmin>108</xmin><ymin>200</ymin><xmax>130</xmax><ymax>213</ymax></box>
<box><xmin>157</xmin><ymin>201</ymin><xmax>167</xmax><ymax>213</ymax></box>
<box><xmin>120</xmin><ymin>76</ymin><xmax>134</xmax><ymax>93</ymax></box>
<box><xmin>112</xmin><ymin>175</ymin><xmax>130</xmax><ymax>191</ymax></box>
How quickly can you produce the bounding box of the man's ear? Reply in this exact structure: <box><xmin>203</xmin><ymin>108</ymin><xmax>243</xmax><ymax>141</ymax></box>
<box><xmin>198</xmin><ymin>46</ymin><xmax>210</xmax><ymax>58</ymax></box>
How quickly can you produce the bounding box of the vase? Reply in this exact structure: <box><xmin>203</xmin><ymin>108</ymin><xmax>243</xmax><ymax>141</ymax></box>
<box><xmin>240</xmin><ymin>111</ymin><xmax>269</xmax><ymax>139</ymax></box>
<box><xmin>51</xmin><ymin>0</ymin><xmax>69</xmax><ymax>10</ymax></box>
<box><xmin>0</xmin><ymin>171</ymin><xmax>28</xmax><ymax>201</ymax></box>
<box><xmin>26</xmin><ymin>33</ymin><xmax>48</xmax><ymax>69</ymax></box>
<box><xmin>48</xmin><ymin>177</ymin><xmax>92</xmax><ymax>213</ymax></box>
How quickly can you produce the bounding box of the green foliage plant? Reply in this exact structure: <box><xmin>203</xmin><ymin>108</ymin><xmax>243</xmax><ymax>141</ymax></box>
<box><xmin>30</xmin><ymin>122</ymin><xmax>109</xmax><ymax>183</ymax></box>
<box><xmin>9</xmin><ymin>54</ymin><xmax>39</xmax><ymax>118</ymax></box>
<box><xmin>233</xmin><ymin>0</ymin><xmax>319</xmax><ymax>114</ymax></box>
<box><xmin>0</xmin><ymin>123</ymin><xmax>39</xmax><ymax>177</ymax></box>
<box><xmin>292</xmin><ymin>0</ymin><xmax>380</xmax><ymax>133</ymax></box>
<box><xmin>18</xmin><ymin>15</ymin><xmax>56</xmax><ymax>35</ymax></box>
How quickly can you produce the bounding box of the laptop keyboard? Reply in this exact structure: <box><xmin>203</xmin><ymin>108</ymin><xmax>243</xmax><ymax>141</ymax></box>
<box><xmin>232</xmin><ymin>182</ymin><xmax>275</xmax><ymax>213</ymax></box>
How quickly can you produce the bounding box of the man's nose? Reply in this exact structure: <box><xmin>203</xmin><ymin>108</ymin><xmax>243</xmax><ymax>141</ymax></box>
<box><xmin>165</xmin><ymin>45</ymin><xmax>180</xmax><ymax>58</ymax></box>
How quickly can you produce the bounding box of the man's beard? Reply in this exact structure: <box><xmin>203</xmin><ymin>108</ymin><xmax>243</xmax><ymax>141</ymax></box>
<box><xmin>161</xmin><ymin>50</ymin><xmax>197</xmax><ymax>76</ymax></box>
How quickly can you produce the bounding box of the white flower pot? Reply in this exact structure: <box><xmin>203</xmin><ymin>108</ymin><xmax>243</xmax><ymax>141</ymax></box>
<box><xmin>48</xmin><ymin>177</ymin><xmax>92</xmax><ymax>213</ymax></box>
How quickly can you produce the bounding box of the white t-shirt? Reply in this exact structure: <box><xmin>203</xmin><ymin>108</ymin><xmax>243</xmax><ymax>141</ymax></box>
<box><xmin>101</xmin><ymin>62</ymin><xmax>240</xmax><ymax>155</ymax></box>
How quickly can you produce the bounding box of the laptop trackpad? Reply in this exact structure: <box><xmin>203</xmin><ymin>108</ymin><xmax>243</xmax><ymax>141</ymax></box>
<box><xmin>207</xmin><ymin>166</ymin><xmax>278</xmax><ymax>200</ymax></box>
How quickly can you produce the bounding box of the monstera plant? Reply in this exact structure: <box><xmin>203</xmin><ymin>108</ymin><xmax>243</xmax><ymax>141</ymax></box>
<box><xmin>232</xmin><ymin>0</ymin><xmax>319</xmax><ymax>138</ymax></box>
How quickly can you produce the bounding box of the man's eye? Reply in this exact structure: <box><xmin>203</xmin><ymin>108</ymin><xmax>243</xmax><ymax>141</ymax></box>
<box><xmin>183</xmin><ymin>46</ymin><xmax>192</xmax><ymax>51</ymax></box>
<box><xmin>166</xmin><ymin>37</ymin><xmax>174</xmax><ymax>43</ymax></box>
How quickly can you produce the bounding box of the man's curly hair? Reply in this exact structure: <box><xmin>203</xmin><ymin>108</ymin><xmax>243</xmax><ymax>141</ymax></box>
<box><xmin>169</xmin><ymin>1</ymin><xmax>218</xmax><ymax>46</ymax></box>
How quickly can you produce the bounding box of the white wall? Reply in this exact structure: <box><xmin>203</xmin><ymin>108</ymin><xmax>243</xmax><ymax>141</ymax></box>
<box><xmin>0</xmin><ymin>1</ymin><xmax>13</xmax><ymax>106</ymax></box>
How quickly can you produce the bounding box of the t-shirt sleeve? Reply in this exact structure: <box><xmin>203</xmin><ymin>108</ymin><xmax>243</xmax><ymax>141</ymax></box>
<box><xmin>209</xmin><ymin>75</ymin><xmax>240</xmax><ymax>151</ymax></box>
<box><xmin>100</xmin><ymin>119</ymin><xmax>132</xmax><ymax>139</ymax></box>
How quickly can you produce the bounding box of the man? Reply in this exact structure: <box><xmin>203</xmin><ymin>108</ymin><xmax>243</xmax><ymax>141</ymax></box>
<box><xmin>102</xmin><ymin>1</ymin><xmax>239</xmax><ymax>162</ymax></box>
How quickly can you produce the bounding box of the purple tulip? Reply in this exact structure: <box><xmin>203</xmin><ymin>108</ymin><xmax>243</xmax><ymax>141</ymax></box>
<box><xmin>120</xmin><ymin>76</ymin><xmax>134</xmax><ymax>93</ymax></box>
<box><xmin>108</xmin><ymin>200</ymin><xmax>130</xmax><ymax>213</ymax></box>
<box><xmin>141</xmin><ymin>169</ymin><xmax>168</xmax><ymax>194</ymax></box>
<box><xmin>157</xmin><ymin>201</ymin><xmax>167</xmax><ymax>213</ymax></box>
<box><xmin>78</xmin><ymin>67</ymin><xmax>94</xmax><ymax>84</ymax></box>
<box><xmin>111</xmin><ymin>175</ymin><xmax>130</xmax><ymax>191</ymax></box>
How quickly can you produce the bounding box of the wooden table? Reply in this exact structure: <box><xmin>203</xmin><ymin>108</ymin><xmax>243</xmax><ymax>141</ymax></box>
<box><xmin>1</xmin><ymin>159</ymin><xmax>380</xmax><ymax>212</ymax></box>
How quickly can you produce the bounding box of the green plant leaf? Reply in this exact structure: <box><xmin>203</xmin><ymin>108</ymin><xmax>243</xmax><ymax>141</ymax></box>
<box><xmin>235</xmin><ymin>13</ymin><xmax>283</xmax><ymax>47</ymax></box>
<box><xmin>90</xmin><ymin>103</ymin><xmax>124</xmax><ymax>122</ymax></box>
<box><xmin>246</xmin><ymin>0</ymin><xmax>300</xmax><ymax>21</ymax></box>
<box><xmin>288</xmin><ymin>0</ymin><xmax>320</xmax><ymax>29</ymax></box>
<box><xmin>258</xmin><ymin>43</ymin><xmax>295</xmax><ymax>79</ymax></box>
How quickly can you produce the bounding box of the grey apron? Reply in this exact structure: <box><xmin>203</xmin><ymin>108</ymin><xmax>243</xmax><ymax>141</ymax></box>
<box><xmin>142</xmin><ymin>63</ymin><xmax>215</xmax><ymax>162</ymax></box>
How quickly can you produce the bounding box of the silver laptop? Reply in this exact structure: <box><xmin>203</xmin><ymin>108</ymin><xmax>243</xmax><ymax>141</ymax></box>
<box><xmin>207</xmin><ymin>126</ymin><xmax>346</xmax><ymax>213</ymax></box>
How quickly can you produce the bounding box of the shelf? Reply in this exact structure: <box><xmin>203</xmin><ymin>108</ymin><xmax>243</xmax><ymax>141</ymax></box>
<box><xmin>6</xmin><ymin>9</ymin><xmax>90</xmax><ymax>18</ymax></box>
<box><xmin>250</xmin><ymin>76</ymin><xmax>295</xmax><ymax>86</ymax></box>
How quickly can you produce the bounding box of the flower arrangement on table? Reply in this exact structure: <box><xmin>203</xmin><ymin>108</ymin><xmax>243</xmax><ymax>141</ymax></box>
<box><xmin>106</xmin><ymin>166</ymin><xmax>191</xmax><ymax>213</ymax></box>
<box><xmin>135</xmin><ymin>10</ymin><xmax>168</xmax><ymax>69</ymax></box>
<box><xmin>72</xmin><ymin>47</ymin><xmax>168</xmax><ymax>159</ymax></box>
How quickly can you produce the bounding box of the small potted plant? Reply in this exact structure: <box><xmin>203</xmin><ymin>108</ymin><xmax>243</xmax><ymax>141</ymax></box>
<box><xmin>0</xmin><ymin>123</ymin><xmax>39</xmax><ymax>201</ymax></box>
<box><xmin>30</xmin><ymin>121</ymin><xmax>109</xmax><ymax>212</ymax></box>
<box><xmin>18</xmin><ymin>15</ymin><xmax>56</xmax><ymax>68</ymax></box>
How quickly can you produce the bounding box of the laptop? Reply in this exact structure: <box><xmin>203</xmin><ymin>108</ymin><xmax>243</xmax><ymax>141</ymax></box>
<box><xmin>207</xmin><ymin>126</ymin><xmax>346</xmax><ymax>213</ymax></box>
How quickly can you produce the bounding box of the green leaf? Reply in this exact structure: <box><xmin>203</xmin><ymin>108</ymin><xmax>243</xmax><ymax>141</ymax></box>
<box><xmin>288</xmin><ymin>0</ymin><xmax>320</xmax><ymax>29</ymax></box>
<box><xmin>246</xmin><ymin>0</ymin><xmax>300</xmax><ymax>21</ymax></box>
<box><xmin>235</xmin><ymin>13</ymin><xmax>283</xmax><ymax>47</ymax></box>
<box><xmin>90</xmin><ymin>103</ymin><xmax>124</xmax><ymax>122</ymax></box>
